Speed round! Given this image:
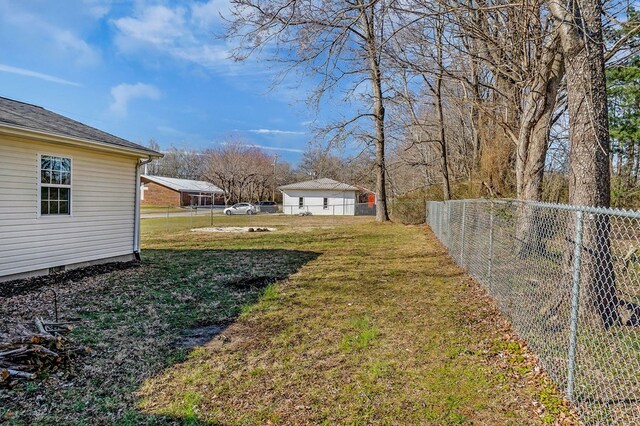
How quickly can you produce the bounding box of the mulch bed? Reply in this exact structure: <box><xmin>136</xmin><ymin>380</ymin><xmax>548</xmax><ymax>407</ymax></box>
<box><xmin>0</xmin><ymin>261</ymin><xmax>140</xmax><ymax>299</ymax></box>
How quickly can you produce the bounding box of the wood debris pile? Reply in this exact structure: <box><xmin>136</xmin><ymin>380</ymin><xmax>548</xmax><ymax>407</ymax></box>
<box><xmin>247</xmin><ymin>227</ymin><xmax>271</xmax><ymax>232</ymax></box>
<box><xmin>0</xmin><ymin>318</ymin><xmax>91</xmax><ymax>386</ymax></box>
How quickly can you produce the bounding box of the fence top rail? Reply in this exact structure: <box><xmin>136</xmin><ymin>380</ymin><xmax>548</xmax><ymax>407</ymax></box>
<box><xmin>427</xmin><ymin>198</ymin><xmax>640</xmax><ymax>220</ymax></box>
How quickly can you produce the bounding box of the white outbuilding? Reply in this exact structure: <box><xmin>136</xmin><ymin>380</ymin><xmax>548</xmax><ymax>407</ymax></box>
<box><xmin>0</xmin><ymin>97</ymin><xmax>161</xmax><ymax>282</ymax></box>
<box><xmin>279</xmin><ymin>178</ymin><xmax>361</xmax><ymax>215</ymax></box>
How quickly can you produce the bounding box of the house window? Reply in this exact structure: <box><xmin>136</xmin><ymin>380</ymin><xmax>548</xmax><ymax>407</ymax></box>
<box><xmin>40</xmin><ymin>155</ymin><xmax>71</xmax><ymax>215</ymax></box>
<box><xmin>298</xmin><ymin>197</ymin><xmax>304</xmax><ymax>208</ymax></box>
<box><xmin>323</xmin><ymin>198</ymin><xmax>328</xmax><ymax>209</ymax></box>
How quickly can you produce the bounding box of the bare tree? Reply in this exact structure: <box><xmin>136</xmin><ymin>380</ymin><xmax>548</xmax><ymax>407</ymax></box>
<box><xmin>390</xmin><ymin>4</ymin><xmax>453</xmax><ymax>200</ymax></box>
<box><xmin>433</xmin><ymin>13</ymin><xmax>452</xmax><ymax>200</ymax></box>
<box><xmin>448</xmin><ymin>0</ymin><xmax>561</xmax><ymax>201</ymax></box>
<box><xmin>145</xmin><ymin>142</ymin><xmax>205</xmax><ymax>180</ymax></box>
<box><xmin>202</xmin><ymin>141</ymin><xmax>279</xmax><ymax>204</ymax></box>
<box><xmin>226</xmin><ymin>0</ymin><xmax>394</xmax><ymax>221</ymax></box>
<box><xmin>515</xmin><ymin>32</ymin><xmax>565</xmax><ymax>202</ymax></box>
<box><xmin>296</xmin><ymin>145</ymin><xmax>346</xmax><ymax>181</ymax></box>
<box><xmin>547</xmin><ymin>0</ymin><xmax>618</xmax><ymax>327</ymax></box>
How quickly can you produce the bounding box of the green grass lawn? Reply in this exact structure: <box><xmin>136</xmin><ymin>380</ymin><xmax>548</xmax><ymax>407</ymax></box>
<box><xmin>1</xmin><ymin>215</ymin><xmax>574</xmax><ymax>425</ymax></box>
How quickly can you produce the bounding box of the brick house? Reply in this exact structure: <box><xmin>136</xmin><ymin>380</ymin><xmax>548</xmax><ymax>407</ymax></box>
<box><xmin>140</xmin><ymin>175</ymin><xmax>224</xmax><ymax>207</ymax></box>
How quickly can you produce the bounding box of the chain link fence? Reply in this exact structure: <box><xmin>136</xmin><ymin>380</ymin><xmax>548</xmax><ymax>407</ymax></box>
<box><xmin>427</xmin><ymin>199</ymin><xmax>640</xmax><ymax>425</ymax></box>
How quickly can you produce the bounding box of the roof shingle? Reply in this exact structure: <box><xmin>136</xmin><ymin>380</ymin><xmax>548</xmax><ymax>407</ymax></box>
<box><xmin>279</xmin><ymin>178</ymin><xmax>358</xmax><ymax>191</ymax></box>
<box><xmin>142</xmin><ymin>175</ymin><xmax>223</xmax><ymax>193</ymax></box>
<box><xmin>0</xmin><ymin>96</ymin><xmax>159</xmax><ymax>156</ymax></box>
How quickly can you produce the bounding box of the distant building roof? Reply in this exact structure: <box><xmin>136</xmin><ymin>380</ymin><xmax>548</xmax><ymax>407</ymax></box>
<box><xmin>0</xmin><ymin>96</ymin><xmax>160</xmax><ymax>157</ymax></box>
<box><xmin>279</xmin><ymin>178</ymin><xmax>358</xmax><ymax>191</ymax></box>
<box><xmin>142</xmin><ymin>175</ymin><xmax>223</xmax><ymax>193</ymax></box>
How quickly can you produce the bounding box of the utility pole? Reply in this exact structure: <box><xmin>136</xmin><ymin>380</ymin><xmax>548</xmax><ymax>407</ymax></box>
<box><xmin>272</xmin><ymin>154</ymin><xmax>279</xmax><ymax>201</ymax></box>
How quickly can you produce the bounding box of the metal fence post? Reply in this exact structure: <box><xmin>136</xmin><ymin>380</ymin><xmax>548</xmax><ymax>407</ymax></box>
<box><xmin>488</xmin><ymin>201</ymin><xmax>494</xmax><ymax>282</ymax></box>
<box><xmin>567</xmin><ymin>210</ymin><xmax>584</xmax><ymax>401</ymax></box>
<box><xmin>460</xmin><ymin>201</ymin><xmax>467</xmax><ymax>266</ymax></box>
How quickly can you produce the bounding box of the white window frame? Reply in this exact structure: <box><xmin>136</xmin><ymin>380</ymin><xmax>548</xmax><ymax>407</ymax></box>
<box><xmin>323</xmin><ymin>197</ymin><xmax>329</xmax><ymax>209</ymax></box>
<box><xmin>37</xmin><ymin>153</ymin><xmax>73</xmax><ymax>218</ymax></box>
<box><xmin>298</xmin><ymin>197</ymin><xmax>304</xmax><ymax>208</ymax></box>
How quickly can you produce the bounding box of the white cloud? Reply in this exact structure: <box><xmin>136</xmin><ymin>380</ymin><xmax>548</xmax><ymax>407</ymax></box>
<box><xmin>112</xmin><ymin>1</ymin><xmax>233</xmax><ymax>71</ymax></box>
<box><xmin>0</xmin><ymin>63</ymin><xmax>81</xmax><ymax>86</ymax></box>
<box><xmin>109</xmin><ymin>83</ymin><xmax>161</xmax><ymax>116</ymax></box>
<box><xmin>191</xmin><ymin>0</ymin><xmax>230</xmax><ymax>27</ymax></box>
<box><xmin>157</xmin><ymin>125</ymin><xmax>184</xmax><ymax>135</ymax></box>
<box><xmin>113</xmin><ymin>5</ymin><xmax>187</xmax><ymax>50</ymax></box>
<box><xmin>157</xmin><ymin>125</ymin><xmax>205</xmax><ymax>141</ymax></box>
<box><xmin>251</xmin><ymin>145</ymin><xmax>304</xmax><ymax>153</ymax></box>
<box><xmin>0</xmin><ymin>5</ymin><xmax>100</xmax><ymax>67</ymax></box>
<box><xmin>222</xmin><ymin>142</ymin><xmax>304</xmax><ymax>153</ymax></box>
<box><xmin>52</xmin><ymin>29</ymin><xmax>99</xmax><ymax>67</ymax></box>
<box><xmin>81</xmin><ymin>0</ymin><xmax>112</xmax><ymax>19</ymax></box>
<box><xmin>174</xmin><ymin>44</ymin><xmax>228</xmax><ymax>67</ymax></box>
<box><xmin>248</xmin><ymin>129</ymin><xmax>306</xmax><ymax>135</ymax></box>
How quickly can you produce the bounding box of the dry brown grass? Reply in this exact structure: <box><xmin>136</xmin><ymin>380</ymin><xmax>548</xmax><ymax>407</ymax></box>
<box><xmin>137</xmin><ymin>218</ymin><xmax>576</xmax><ymax>425</ymax></box>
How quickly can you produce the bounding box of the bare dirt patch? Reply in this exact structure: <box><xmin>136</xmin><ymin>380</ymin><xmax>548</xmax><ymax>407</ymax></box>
<box><xmin>192</xmin><ymin>226</ymin><xmax>276</xmax><ymax>233</ymax></box>
<box><xmin>175</xmin><ymin>323</ymin><xmax>228</xmax><ymax>348</ymax></box>
<box><xmin>0</xmin><ymin>261</ymin><xmax>139</xmax><ymax>299</ymax></box>
<box><xmin>226</xmin><ymin>275</ymin><xmax>282</xmax><ymax>290</ymax></box>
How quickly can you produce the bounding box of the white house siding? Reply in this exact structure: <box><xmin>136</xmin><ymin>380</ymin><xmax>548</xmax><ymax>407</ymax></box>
<box><xmin>282</xmin><ymin>189</ymin><xmax>356</xmax><ymax>215</ymax></box>
<box><xmin>0</xmin><ymin>135</ymin><xmax>137</xmax><ymax>281</ymax></box>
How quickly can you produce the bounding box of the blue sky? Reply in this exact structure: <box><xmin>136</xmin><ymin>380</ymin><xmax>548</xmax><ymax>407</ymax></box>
<box><xmin>0</xmin><ymin>0</ymin><xmax>319</xmax><ymax>163</ymax></box>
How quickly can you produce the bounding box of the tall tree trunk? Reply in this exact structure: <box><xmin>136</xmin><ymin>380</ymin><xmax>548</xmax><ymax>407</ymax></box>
<box><xmin>481</xmin><ymin>74</ymin><xmax>519</xmax><ymax>196</ymax></box>
<box><xmin>468</xmin><ymin>0</ymin><xmax>482</xmax><ymax>174</ymax></box>
<box><xmin>615</xmin><ymin>144</ymin><xmax>623</xmax><ymax>177</ymax></box>
<box><xmin>361</xmin><ymin>5</ymin><xmax>390</xmax><ymax>222</ymax></box>
<box><xmin>548</xmin><ymin>0</ymin><xmax>618</xmax><ymax>327</ymax></box>
<box><xmin>516</xmin><ymin>35</ymin><xmax>564</xmax><ymax>201</ymax></box>
<box><xmin>436</xmin><ymin>75</ymin><xmax>451</xmax><ymax>200</ymax></box>
<box><xmin>625</xmin><ymin>143</ymin><xmax>634</xmax><ymax>187</ymax></box>
<box><xmin>470</xmin><ymin>66</ymin><xmax>481</xmax><ymax>171</ymax></box>
<box><xmin>634</xmin><ymin>143</ymin><xmax>640</xmax><ymax>185</ymax></box>
<box><xmin>514</xmin><ymin>37</ymin><xmax>564</xmax><ymax>257</ymax></box>
<box><xmin>435</xmin><ymin>16</ymin><xmax>451</xmax><ymax>201</ymax></box>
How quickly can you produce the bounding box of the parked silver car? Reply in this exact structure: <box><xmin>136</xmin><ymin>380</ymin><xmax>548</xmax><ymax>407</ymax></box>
<box><xmin>224</xmin><ymin>203</ymin><xmax>257</xmax><ymax>215</ymax></box>
<box><xmin>257</xmin><ymin>201</ymin><xmax>278</xmax><ymax>213</ymax></box>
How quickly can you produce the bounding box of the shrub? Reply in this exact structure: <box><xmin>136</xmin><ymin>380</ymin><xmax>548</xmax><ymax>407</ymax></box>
<box><xmin>391</xmin><ymin>194</ymin><xmax>427</xmax><ymax>224</ymax></box>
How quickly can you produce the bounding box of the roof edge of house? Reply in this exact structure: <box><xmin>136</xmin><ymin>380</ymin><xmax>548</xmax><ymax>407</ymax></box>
<box><xmin>278</xmin><ymin>182</ymin><xmax>359</xmax><ymax>191</ymax></box>
<box><xmin>278</xmin><ymin>186</ymin><xmax>358</xmax><ymax>191</ymax></box>
<box><xmin>0</xmin><ymin>122</ymin><xmax>162</xmax><ymax>159</ymax></box>
<box><xmin>140</xmin><ymin>176</ymin><xmax>181</xmax><ymax>193</ymax></box>
<box><xmin>278</xmin><ymin>178</ymin><xmax>360</xmax><ymax>192</ymax></box>
<box><xmin>141</xmin><ymin>175</ymin><xmax>224</xmax><ymax>193</ymax></box>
